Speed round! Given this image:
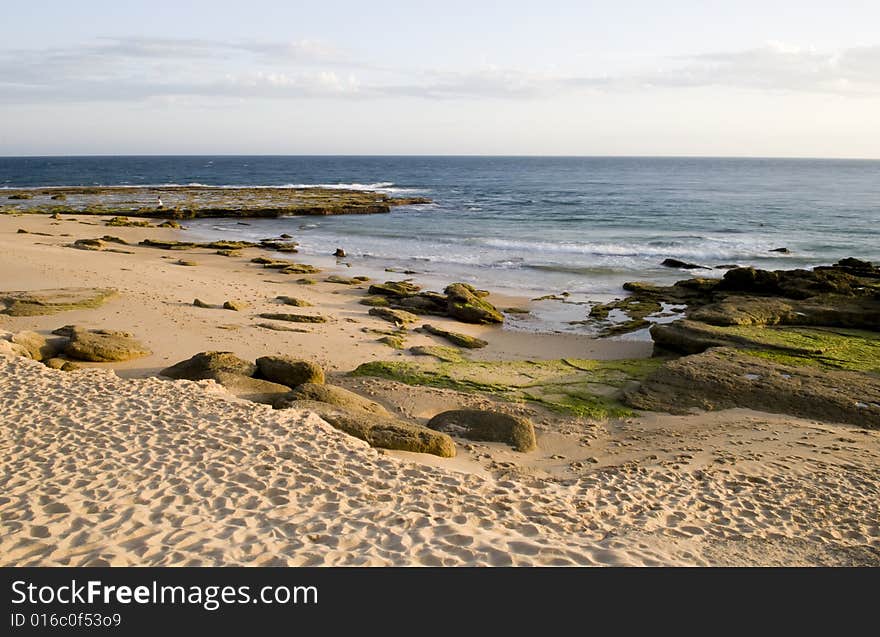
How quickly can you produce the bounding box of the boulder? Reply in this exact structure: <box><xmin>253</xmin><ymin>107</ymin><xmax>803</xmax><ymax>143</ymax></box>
<box><xmin>276</xmin><ymin>383</ymin><xmax>390</xmax><ymax>418</ymax></box>
<box><xmin>276</xmin><ymin>296</ymin><xmax>312</xmax><ymax>307</ymax></box>
<box><xmin>223</xmin><ymin>300</ymin><xmax>247</xmax><ymax>311</ymax></box>
<box><xmin>256</xmin><ymin>356</ymin><xmax>325</xmax><ymax>388</ymax></box>
<box><xmin>421</xmin><ymin>323</ymin><xmax>488</xmax><ymax>349</ymax></box>
<box><xmin>625</xmin><ymin>348</ymin><xmax>880</xmax><ymax>428</ymax></box>
<box><xmin>0</xmin><ymin>336</ymin><xmax>29</xmax><ymax>359</ymax></box>
<box><xmin>359</xmin><ymin>295</ymin><xmax>390</xmax><ymax>307</ymax></box>
<box><xmin>368</xmin><ymin>281</ymin><xmax>422</xmax><ymax>298</ymax></box>
<box><xmin>210</xmin><ymin>372</ymin><xmax>291</xmax><ymax>405</ymax></box>
<box><xmin>160</xmin><ymin>351</ymin><xmax>256</xmax><ymax>380</ymax></box>
<box><xmin>72</xmin><ymin>238</ymin><xmax>105</xmax><ymax>251</ymax></box>
<box><xmin>64</xmin><ymin>329</ymin><xmax>150</xmax><ymax>362</ymax></box>
<box><xmin>12</xmin><ymin>331</ymin><xmax>62</xmax><ymax>361</ymax></box>
<box><xmin>334</xmin><ymin>248</ymin><xmax>346</xmax><ymax>258</ymax></box>
<box><xmin>368</xmin><ymin>307</ymin><xmax>419</xmax><ymax>326</ymax></box>
<box><xmin>661</xmin><ymin>258</ymin><xmax>704</xmax><ymax>269</ymax></box>
<box><xmin>427</xmin><ymin>409</ymin><xmax>537</xmax><ymax>452</ymax></box>
<box><xmin>444</xmin><ymin>283</ymin><xmax>503</xmax><ymax>324</ymax></box>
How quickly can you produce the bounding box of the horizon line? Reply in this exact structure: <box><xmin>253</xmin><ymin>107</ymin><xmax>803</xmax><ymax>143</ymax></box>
<box><xmin>2</xmin><ymin>153</ymin><xmax>880</xmax><ymax>161</ymax></box>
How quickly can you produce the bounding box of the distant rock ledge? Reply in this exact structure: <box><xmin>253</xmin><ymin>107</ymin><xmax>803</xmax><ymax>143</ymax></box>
<box><xmin>1</xmin><ymin>185</ymin><xmax>431</xmax><ymax>219</ymax></box>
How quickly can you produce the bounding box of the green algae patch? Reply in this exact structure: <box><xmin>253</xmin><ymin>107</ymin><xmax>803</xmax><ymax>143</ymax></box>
<box><xmin>352</xmin><ymin>357</ymin><xmax>664</xmax><ymax>419</ymax></box>
<box><xmin>729</xmin><ymin>326</ymin><xmax>880</xmax><ymax>373</ymax></box>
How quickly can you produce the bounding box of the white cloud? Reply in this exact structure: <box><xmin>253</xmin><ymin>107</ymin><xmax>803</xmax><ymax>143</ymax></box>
<box><xmin>2</xmin><ymin>37</ymin><xmax>880</xmax><ymax>103</ymax></box>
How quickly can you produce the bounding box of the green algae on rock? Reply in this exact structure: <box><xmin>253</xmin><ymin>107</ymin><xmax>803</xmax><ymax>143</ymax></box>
<box><xmin>0</xmin><ymin>288</ymin><xmax>116</xmax><ymax>316</ymax></box>
<box><xmin>352</xmin><ymin>357</ymin><xmax>663</xmax><ymax>419</ymax></box>
<box><xmin>421</xmin><ymin>323</ymin><xmax>488</xmax><ymax>349</ymax></box>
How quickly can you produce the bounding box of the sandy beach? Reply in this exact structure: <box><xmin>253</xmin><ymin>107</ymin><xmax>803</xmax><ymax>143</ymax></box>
<box><xmin>1</xmin><ymin>212</ymin><xmax>879</xmax><ymax>566</ymax></box>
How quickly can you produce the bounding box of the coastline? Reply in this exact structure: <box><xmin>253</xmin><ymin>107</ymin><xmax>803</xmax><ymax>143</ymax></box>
<box><xmin>1</xmin><ymin>211</ymin><xmax>879</xmax><ymax>566</ymax></box>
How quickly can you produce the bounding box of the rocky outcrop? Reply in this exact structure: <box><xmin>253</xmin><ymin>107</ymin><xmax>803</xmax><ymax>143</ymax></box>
<box><xmin>0</xmin><ymin>288</ymin><xmax>116</xmax><ymax>316</ymax></box>
<box><xmin>258</xmin><ymin>313</ymin><xmax>328</xmax><ymax>323</ymax></box>
<box><xmin>64</xmin><ymin>328</ymin><xmax>150</xmax><ymax>362</ymax></box>
<box><xmin>626</xmin><ymin>348</ymin><xmax>880</xmax><ymax>428</ymax></box>
<box><xmin>427</xmin><ymin>409</ymin><xmax>537</xmax><ymax>451</ymax></box>
<box><xmin>421</xmin><ymin>324</ymin><xmax>487</xmax><ymax>349</ymax></box>
<box><xmin>444</xmin><ymin>283</ymin><xmax>504</xmax><ymax>324</ymax></box>
<box><xmin>276</xmin><ymin>383</ymin><xmax>390</xmax><ymax>418</ymax></box>
<box><xmin>368</xmin><ymin>307</ymin><xmax>419</xmax><ymax>326</ymax></box>
<box><xmin>256</xmin><ymin>357</ymin><xmax>324</xmax><ymax>388</ymax></box>
<box><xmin>368</xmin><ymin>281</ymin><xmax>422</xmax><ymax>298</ymax></box>
<box><xmin>160</xmin><ymin>351</ymin><xmax>257</xmax><ymax>380</ymax></box>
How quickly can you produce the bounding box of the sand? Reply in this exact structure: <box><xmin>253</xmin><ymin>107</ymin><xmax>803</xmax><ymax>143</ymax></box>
<box><xmin>1</xmin><ymin>213</ymin><xmax>879</xmax><ymax>566</ymax></box>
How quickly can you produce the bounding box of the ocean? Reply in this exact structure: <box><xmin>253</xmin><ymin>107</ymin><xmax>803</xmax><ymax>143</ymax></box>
<box><xmin>3</xmin><ymin>155</ymin><xmax>879</xmax><ymax>331</ymax></box>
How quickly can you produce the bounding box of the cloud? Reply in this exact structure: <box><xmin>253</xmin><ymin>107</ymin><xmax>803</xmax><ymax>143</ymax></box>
<box><xmin>1</xmin><ymin>37</ymin><xmax>880</xmax><ymax>104</ymax></box>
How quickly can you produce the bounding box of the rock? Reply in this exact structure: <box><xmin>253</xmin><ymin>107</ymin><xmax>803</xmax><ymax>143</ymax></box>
<box><xmin>216</xmin><ymin>249</ymin><xmax>241</xmax><ymax>257</ymax></box>
<box><xmin>359</xmin><ymin>295</ymin><xmax>390</xmax><ymax>307</ymax></box>
<box><xmin>223</xmin><ymin>300</ymin><xmax>247</xmax><ymax>311</ymax></box>
<box><xmin>504</xmin><ymin>307</ymin><xmax>530</xmax><ymax>314</ymax></box>
<box><xmin>139</xmin><ymin>239</ymin><xmax>199</xmax><ymax>250</ymax></box>
<box><xmin>427</xmin><ymin>409</ymin><xmax>537</xmax><ymax>452</ymax></box>
<box><xmin>254</xmin><ymin>322</ymin><xmax>311</xmax><ymax>333</ymax></box>
<box><xmin>769</xmin><ymin>247</ymin><xmax>791</xmax><ymax>253</ymax></box>
<box><xmin>0</xmin><ymin>288</ymin><xmax>116</xmax><ymax>317</ymax></box>
<box><xmin>256</xmin><ymin>356</ymin><xmax>325</xmax><ymax>388</ymax></box>
<box><xmin>106</xmin><ymin>216</ymin><xmax>151</xmax><ymax>227</ymax></box>
<box><xmin>325</xmin><ymin>275</ymin><xmax>358</xmax><ymax>285</ymax></box>
<box><xmin>296</xmin><ymin>278</ymin><xmax>316</xmax><ymax>285</ymax></box>
<box><xmin>280</xmin><ymin>264</ymin><xmax>320</xmax><ymax>275</ymax></box>
<box><xmin>378</xmin><ymin>335</ymin><xmax>406</xmax><ymax>349</ymax></box>
<box><xmin>277</xmin><ymin>401</ymin><xmax>455</xmax><ymax>457</ymax></box>
<box><xmin>176</xmin><ymin>260</ymin><xmax>198</xmax><ymax>266</ymax></box>
<box><xmin>100</xmin><ymin>235</ymin><xmax>129</xmax><ymax>245</ymax></box>
<box><xmin>394</xmin><ymin>294</ymin><xmax>449</xmax><ymax>315</ymax></box>
<box><xmin>251</xmin><ymin>256</ymin><xmax>295</xmax><ymax>268</ymax></box>
<box><xmin>444</xmin><ymin>283</ymin><xmax>504</xmax><ymax>324</ymax></box>
<box><xmin>334</xmin><ymin>248</ymin><xmax>346</xmax><ymax>258</ymax></box>
<box><xmin>0</xmin><ymin>335</ymin><xmax>29</xmax><ymax>359</ymax></box>
<box><xmin>421</xmin><ymin>323</ymin><xmax>488</xmax><ymax>349</ymax></box>
<box><xmin>193</xmin><ymin>298</ymin><xmax>213</xmax><ymax>308</ymax></box>
<box><xmin>64</xmin><ymin>329</ymin><xmax>150</xmax><ymax>362</ymax></box>
<box><xmin>276</xmin><ymin>296</ymin><xmax>312</xmax><ymax>307</ymax></box>
<box><xmin>43</xmin><ymin>358</ymin><xmax>68</xmax><ymax>370</ymax></box>
<box><xmin>259</xmin><ymin>240</ymin><xmax>299</xmax><ymax>253</ymax></box>
<box><xmin>12</xmin><ymin>331</ymin><xmax>62</xmax><ymax>361</ymax></box>
<box><xmin>409</xmin><ymin>345</ymin><xmax>463</xmax><ymax>362</ymax></box>
<box><xmin>210</xmin><ymin>372</ymin><xmax>291</xmax><ymax>404</ymax></box>
<box><xmin>368</xmin><ymin>307</ymin><xmax>419</xmax><ymax>326</ymax></box>
<box><xmin>661</xmin><ymin>258</ymin><xmax>704</xmax><ymax>269</ymax></box>
<box><xmin>71</xmin><ymin>238</ymin><xmax>105</xmax><ymax>251</ymax></box>
<box><xmin>277</xmin><ymin>383</ymin><xmax>390</xmax><ymax>418</ymax></box>
<box><xmin>258</xmin><ymin>313</ymin><xmax>328</xmax><ymax>323</ymax></box>
<box><xmin>16</xmin><ymin>228</ymin><xmax>28</xmax><ymax>234</ymax></box>
<box><xmin>160</xmin><ymin>351</ymin><xmax>257</xmax><ymax>380</ymax></box>
<box><xmin>157</xmin><ymin>220</ymin><xmax>182</xmax><ymax>228</ymax></box>
<box><xmin>625</xmin><ymin>348</ymin><xmax>880</xmax><ymax>428</ymax></box>
<box><xmin>368</xmin><ymin>281</ymin><xmax>422</xmax><ymax>298</ymax></box>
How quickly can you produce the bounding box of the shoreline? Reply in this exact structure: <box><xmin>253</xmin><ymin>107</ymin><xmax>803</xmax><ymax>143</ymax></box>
<box><xmin>1</xmin><ymin>211</ymin><xmax>878</xmax><ymax>566</ymax></box>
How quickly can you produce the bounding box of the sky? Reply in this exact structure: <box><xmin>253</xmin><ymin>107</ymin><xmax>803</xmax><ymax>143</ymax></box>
<box><xmin>2</xmin><ymin>1</ymin><xmax>880</xmax><ymax>157</ymax></box>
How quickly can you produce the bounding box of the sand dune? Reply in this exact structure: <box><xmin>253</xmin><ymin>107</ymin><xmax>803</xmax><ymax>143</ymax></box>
<box><xmin>1</xmin><ymin>356</ymin><xmax>877</xmax><ymax>566</ymax></box>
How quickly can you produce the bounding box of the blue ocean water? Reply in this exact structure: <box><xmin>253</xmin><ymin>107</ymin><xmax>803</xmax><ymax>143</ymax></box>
<box><xmin>3</xmin><ymin>156</ymin><xmax>879</xmax><ymax>302</ymax></box>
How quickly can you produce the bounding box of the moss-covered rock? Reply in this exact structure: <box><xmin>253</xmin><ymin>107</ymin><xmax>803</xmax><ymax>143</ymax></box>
<box><xmin>409</xmin><ymin>345</ymin><xmax>464</xmax><ymax>362</ymax></box>
<box><xmin>368</xmin><ymin>307</ymin><xmax>419</xmax><ymax>326</ymax></box>
<box><xmin>276</xmin><ymin>296</ymin><xmax>312</xmax><ymax>307</ymax></box>
<box><xmin>626</xmin><ymin>348</ymin><xmax>880</xmax><ymax>428</ymax></box>
<box><xmin>280</xmin><ymin>264</ymin><xmax>321</xmax><ymax>275</ymax></box>
<box><xmin>0</xmin><ymin>288</ymin><xmax>116</xmax><ymax>316</ymax></box>
<box><xmin>360</xmin><ymin>295</ymin><xmax>391</xmax><ymax>307</ymax></box>
<box><xmin>353</xmin><ymin>357</ymin><xmax>661</xmax><ymax>419</ymax></box>
<box><xmin>421</xmin><ymin>323</ymin><xmax>488</xmax><ymax>348</ymax></box>
<box><xmin>277</xmin><ymin>383</ymin><xmax>390</xmax><ymax>418</ymax></box>
<box><xmin>256</xmin><ymin>356</ymin><xmax>324</xmax><ymax>388</ymax></box>
<box><xmin>106</xmin><ymin>216</ymin><xmax>151</xmax><ymax>227</ymax></box>
<box><xmin>444</xmin><ymin>283</ymin><xmax>504</xmax><ymax>324</ymax></box>
<box><xmin>160</xmin><ymin>351</ymin><xmax>256</xmax><ymax>380</ymax></box>
<box><xmin>325</xmin><ymin>275</ymin><xmax>358</xmax><ymax>285</ymax></box>
<box><xmin>378</xmin><ymin>334</ymin><xmax>406</xmax><ymax>349</ymax></box>
<box><xmin>427</xmin><ymin>409</ymin><xmax>537</xmax><ymax>452</ymax></box>
<box><xmin>368</xmin><ymin>281</ymin><xmax>422</xmax><ymax>297</ymax></box>
<box><xmin>64</xmin><ymin>328</ymin><xmax>150</xmax><ymax>362</ymax></box>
